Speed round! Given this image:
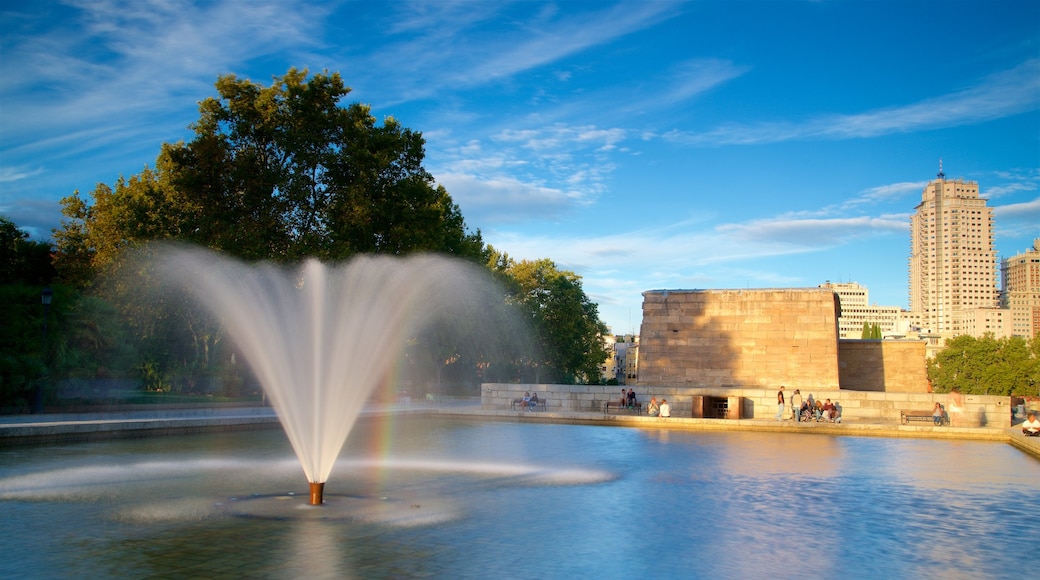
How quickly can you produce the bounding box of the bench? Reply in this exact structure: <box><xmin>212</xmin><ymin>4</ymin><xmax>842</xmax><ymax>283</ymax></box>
<box><xmin>512</xmin><ymin>398</ymin><xmax>546</xmax><ymax>411</ymax></box>
<box><xmin>901</xmin><ymin>410</ymin><xmax>949</xmax><ymax>426</ymax></box>
<box><xmin>604</xmin><ymin>401</ymin><xmax>643</xmax><ymax>414</ymax></box>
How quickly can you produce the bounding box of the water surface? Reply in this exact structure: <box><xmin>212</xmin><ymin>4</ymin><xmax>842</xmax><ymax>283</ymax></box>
<box><xmin>1</xmin><ymin>417</ymin><xmax>1036</xmax><ymax>579</ymax></box>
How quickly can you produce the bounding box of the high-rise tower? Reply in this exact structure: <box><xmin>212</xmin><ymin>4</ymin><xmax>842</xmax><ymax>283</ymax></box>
<box><xmin>1001</xmin><ymin>239</ymin><xmax>1040</xmax><ymax>338</ymax></box>
<box><xmin>908</xmin><ymin>166</ymin><xmax>998</xmax><ymax>336</ymax></box>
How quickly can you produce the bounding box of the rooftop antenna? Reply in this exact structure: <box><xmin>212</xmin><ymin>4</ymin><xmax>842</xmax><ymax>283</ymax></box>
<box><xmin>937</xmin><ymin>157</ymin><xmax>945</xmax><ymax>179</ymax></box>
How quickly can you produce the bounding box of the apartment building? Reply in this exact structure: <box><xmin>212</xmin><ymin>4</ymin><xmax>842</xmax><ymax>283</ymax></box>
<box><xmin>602</xmin><ymin>334</ymin><xmax>639</xmax><ymax>384</ymax></box>
<box><xmin>1001</xmin><ymin>239</ymin><xmax>1040</xmax><ymax>338</ymax></box>
<box><xmin>907</xmin><ymin>169</ymin><xmax>999</xmax><ymax>337</ymax></box>
<box><xmin>818</xmin><ymin>281</ymin><xmax>901</xmax><ymax>339</ymax></box>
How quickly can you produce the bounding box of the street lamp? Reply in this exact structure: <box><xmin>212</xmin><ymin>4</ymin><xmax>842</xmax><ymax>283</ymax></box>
<box><xmin>34</xmin><ymin>287</ymin><xmax>53</xmax><ymax>414</ymax></box>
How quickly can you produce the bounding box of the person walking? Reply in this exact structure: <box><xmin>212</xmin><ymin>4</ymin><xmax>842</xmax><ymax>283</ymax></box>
<box><xmin>775</xmin><ymin>386</ymin><xmax>785</xmax><ymax>421</ymax></box>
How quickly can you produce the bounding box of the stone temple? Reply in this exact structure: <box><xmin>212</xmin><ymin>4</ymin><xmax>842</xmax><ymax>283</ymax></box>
<box><xmin>638</xmin><ymin>288</ymin><xmax>926</xmax><ymax>393</ymax></box>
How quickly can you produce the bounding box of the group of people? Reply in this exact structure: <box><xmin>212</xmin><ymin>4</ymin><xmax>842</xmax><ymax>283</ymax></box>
<box><xmin>645</xmin><ymin>396</ymin><xmax>670</xmax><ymax>418</ymax></box>
<box><xmin>615</xmin><ymin>389</ymin><xmax>670</xmax><ymax>418</ymax></box>
<box><xmin>519</xmin><ymin>391</ymin><xmax>540</xmax><ymax>410</ymax></box>
<box><xmin>776</xmin><ymin>387</ymin><xmax>841</xmax><ymax>423</ymax></box>
<box><xmin>619</xmin><ymin>388</ymin><xmax>638</xmax><ymax>409</ymax></box>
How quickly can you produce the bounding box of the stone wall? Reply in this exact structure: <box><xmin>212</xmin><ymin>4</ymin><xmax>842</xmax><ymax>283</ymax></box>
<box><xmin>480</xmin><ymin>384</ymin><xmax>1011</xmax><ymax>427</ymax></box>
<box><xmin>638</xmin><ymin>289</ymin><xmax>841</xmax><ymax>390</ymax></box>
<box><xmin>837</xmin><ymin>340</ymin><xmax>928</xmax><ymax>393</ymax></box>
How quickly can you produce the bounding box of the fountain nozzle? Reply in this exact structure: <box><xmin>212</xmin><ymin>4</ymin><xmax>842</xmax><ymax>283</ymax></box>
<box><xmin>309</xmin><ymin>481</ymin><xmax>325</xmax><ymax>505</ymax></box>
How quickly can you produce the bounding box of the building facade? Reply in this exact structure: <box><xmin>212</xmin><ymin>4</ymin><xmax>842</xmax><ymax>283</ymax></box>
<box><xmin>818</xmin><ymin>281</ymin><xmax>902</xmax><ymax>339</ymax></box>
<box><xmin>1001</xmin><ymin>239</ymin><xmax>1040</xmax><ymax>338</ymax></box>
<box><xmin>908</xmin><ymin>170</ymin><xmax>999</xmax><ymax>337</ymax></box>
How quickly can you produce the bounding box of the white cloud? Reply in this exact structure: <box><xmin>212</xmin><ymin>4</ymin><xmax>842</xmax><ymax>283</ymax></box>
<box><xmin>436</xmin><ymin>173</ymin><xmax>575</xmax><ymax>224</ymax></box>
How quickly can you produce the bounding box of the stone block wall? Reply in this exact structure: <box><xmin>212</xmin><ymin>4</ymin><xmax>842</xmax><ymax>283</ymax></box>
<box><xmin>480</xmin><ymin>384</ymin><xmax>1011</xmax><ymax>427</ymax></box>
<box><xmin>638</xmin><ymin>289</ymin><xmax>840</xmax><ymax>390</ymax></box>
<box><xmin>838</xmin><ymin>340</ymin><xmax>928</xmax><ymax>393</ymax></box>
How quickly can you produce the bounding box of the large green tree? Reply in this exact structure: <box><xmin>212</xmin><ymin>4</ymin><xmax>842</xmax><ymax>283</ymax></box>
<box><xmin>488</xmin><ymin>248</ymin><xmax>610</xmax><ymax>384</ymax></box>
<box><xmin>927</xmin><ymin>334</ymin><xmax>1040</xmax><ymax>396</ymax></box>
<box><xmin>54</xmin><ymin>68</ymin><xmax>483</xmax><ymax>275</ymax></box>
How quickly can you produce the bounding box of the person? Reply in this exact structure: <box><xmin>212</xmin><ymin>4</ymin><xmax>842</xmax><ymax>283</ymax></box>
<box><xmin>832</xmin><ymin>401</ymin><xmax>842</xmax><ymax>424</ymax></box>
<box><xmin>626</xmin><ymin>388</ymin><xmax>637</xmax><ymax>409</ymax></box>
<box><xmin>821</xmin><ymin>398</ymin><xmax>835</xmax><ymax>422</ymax></box>
<box><xmin>619</xmin><ymin>389</ymin><xmax>627</xmax><ymax>407</ymax></box>
<box><xmin>1022</xmin><ymin>412</ymin><xmax>1040</xmax><ymax>437</ymax></box>
<box><xmin>647</xmin><ymin>396</ymin><xmax>660</xmax><ymax>417</ymax></box>
<box><xmin>813</xmin><ymin>398</ymin><xmax>824</xmax><ymax>421</ymax></box>
<box><xmin>659</xmin><ymin>399</ymin><xmax>671</xmax><ymax>418</ymax></box>
<box><xmin>521</xmin><ymin>391</ymin><xmax>531</xmax><ymax>411</ymax></box>
<box><xmin>775</xmin><ymin>386</ymin><xmax>785</xmax><ymax>421</ymax></box>
<box><xmin>529</xmin><ymin>392</ymin><xmax>539</xmax><ymax>410</ymax></box>
<box><xmin>791</xmin><ymin>389</ymin><xmax>803</xmax><ymax>422</ymax></box>
<box><xmin>932</xmin><ymin>402</ymin><xmax>944</xmax><ymax>426</ymax></box>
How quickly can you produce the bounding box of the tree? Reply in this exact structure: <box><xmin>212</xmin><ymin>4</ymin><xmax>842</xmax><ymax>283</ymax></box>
<box><xmin>49</xmin><ymin>69</ymin><xmax>487</xmax><ymax>393</ymax></box>
<box><xmin>0</xmin><ymin>216</ymin><xmax>55</xmax><ymax>285</ymax></box>
<box><xmin>54</xmin><ymin>68</ymin><xmax>484</xmax><ymax>275</ymax></box>
<box><xmin>927</xmin><ymin>334</ymin><xmax>1039</xmax><ymax>396</ymax></box>
<box><xmin>488</xmin><ymin>248</ymin><xmax>610</xmax><ymax>384</ymax></box>
<box><xmin>160</xmin><ymin>68</ymin><xmax>483</xmax><ymax>261</ymax></box>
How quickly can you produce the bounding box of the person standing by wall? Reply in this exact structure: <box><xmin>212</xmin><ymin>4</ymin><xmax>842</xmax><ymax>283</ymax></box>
<box><xmin>775</xmin><ymin>386</ymin><xmax>785</xmax><ymax>421</ymax></box>
<box><xmin>791</xmin><ymin>389</ymin><xmax>803</xmax><ymax>422</ymax></box>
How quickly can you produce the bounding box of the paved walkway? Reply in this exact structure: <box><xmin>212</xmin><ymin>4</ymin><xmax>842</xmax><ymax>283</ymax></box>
<box><xmin>3</xmin><ymin>400</ymin><xmax>1038</xmax><ymax>459</ymax></box>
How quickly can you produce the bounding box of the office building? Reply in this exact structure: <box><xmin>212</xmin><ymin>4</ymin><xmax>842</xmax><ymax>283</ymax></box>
<box><xmin>908</xmin><ymin>168</ymin><xmax>999</xmax><ymax>337</ymax></box>
<box><xmin>1001</xmin><ymin>239</ymin><xmax>1040</xmax><ymax>338</ymax></box>
<box><xmin>818</xmin><ymin>281</ymin><xmax>901</xmax><ymax>339</ymax></box>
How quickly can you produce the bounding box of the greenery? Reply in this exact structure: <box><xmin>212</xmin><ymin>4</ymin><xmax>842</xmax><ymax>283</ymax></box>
<box><xmin>860</xmin><ymin>321</ymin><xmax>882</xmax><ymax>339</ymax></box>
<box><xmin>2</xmin><ymin>68</ymin><xmax>612</xmax><ymax>411</ymax></box>
<box><xmin>927</xmin><ymin>334</ymin><xmax>1040</xmax><ymax>396</ymax></box>
<box><xmin>486</xmin><ymin>247</ymin><xmax>611</xmax><ymax>384</ymax></box>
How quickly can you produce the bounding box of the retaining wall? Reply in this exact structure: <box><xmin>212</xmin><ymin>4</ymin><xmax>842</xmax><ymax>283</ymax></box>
<box><xmin>480</xmin><ymin>383</ymin><xmax>1012</xmax><ymax>428</ymax></box>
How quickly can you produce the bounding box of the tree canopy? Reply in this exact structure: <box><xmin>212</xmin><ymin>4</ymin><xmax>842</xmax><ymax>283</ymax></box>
<box><xmin>487</xmin><ymin>247</ymin><xmax>610</xmax><ymax>384</ymax></box>
<box><xmin>54</xmin><ymin>68</ymin><xmax>483</xmax><ymax>283</ymax></box>
<box><xmin>927</xmin><ymin>334</ymin><xmax>1040</xmax><ymax>396</ymax></box>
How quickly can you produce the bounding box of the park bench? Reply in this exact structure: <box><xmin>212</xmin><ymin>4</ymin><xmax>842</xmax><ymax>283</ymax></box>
<box><xmin>900</xmin><ymin>410</ymin><xmax>949</xmax><ymax>426</ymax></box>
<box><xmin>604</xmin><ymin>401</ymin><xmax>643</xmax><ymax>414</ymax></box>
<box><xmin>512</xmin><ymin>398</ymin><xmax>547</xmax><ymax>411</ymax></box>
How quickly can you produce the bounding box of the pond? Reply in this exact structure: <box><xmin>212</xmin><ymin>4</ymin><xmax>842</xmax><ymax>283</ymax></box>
<box><xmin>1</xmin><ymin>416</ymin><xmax>1036</xmax><ymax>579</ymax></box>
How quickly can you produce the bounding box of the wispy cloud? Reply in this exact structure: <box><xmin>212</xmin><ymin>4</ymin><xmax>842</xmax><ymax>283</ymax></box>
<box><xmin>716</xmin><ymin>215</ymin><xmax>908</xmax><ymax>246</ymax></box>
<box><xmin>433</xmin><ymin>123</ymin><xmax>628</xmax><ymax>223</ymax></box>
<box><xmin>842</xmin><ymin>181</ymin><xmax>928</xmax><ymax>209</ymax></box>
<box><xmin>664</xmin><ymin>58</ymin><xmax>1040</xmax><ymax>146</ymax></box>
<box><xmin>360</xmin><ymin>1</ymin><xmax>682</xmax><ymax>105</ymax></box>
<box><xmin>1</xmin><ymin>0</ymin><xmax>329</xmax><ymax>145</ymax></box>
<box><xmin>992</xmin><ymin>197</ymin><xmax>1040</xmax><ymax>241</ymax></box>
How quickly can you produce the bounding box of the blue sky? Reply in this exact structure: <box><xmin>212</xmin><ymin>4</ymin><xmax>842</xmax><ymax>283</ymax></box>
<box><xmin>2</xmin><ymin>0</ymin><xmax>1038</xmax><ymax>335</ymax></box>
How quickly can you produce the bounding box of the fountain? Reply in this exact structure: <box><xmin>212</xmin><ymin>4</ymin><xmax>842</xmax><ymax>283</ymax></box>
<box><xmin>152</xmin><ymin>245</ymin><xmax>505</xmax><ymax>505</ymax></box>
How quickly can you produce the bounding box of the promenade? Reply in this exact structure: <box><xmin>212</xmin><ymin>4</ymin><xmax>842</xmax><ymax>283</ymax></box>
<box><xmin>2</xmin><ymin>399</ymin><xmax>1038</xmax><ymax>459</ymax></box>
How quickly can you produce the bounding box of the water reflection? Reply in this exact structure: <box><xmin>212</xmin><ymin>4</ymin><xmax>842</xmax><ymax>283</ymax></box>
<box><xmin>0</xmin><ymin>417</ymin><xmax>1036</xmax><ymax>579</ymax></box>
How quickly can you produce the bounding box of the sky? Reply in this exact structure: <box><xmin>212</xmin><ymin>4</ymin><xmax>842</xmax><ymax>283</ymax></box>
<box><xmin>2</xmin><ymin>0</ymin><xmax>1038</xmax><ymax>335</ymax></box>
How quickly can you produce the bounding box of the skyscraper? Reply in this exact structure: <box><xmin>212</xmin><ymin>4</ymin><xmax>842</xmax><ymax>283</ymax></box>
<box><xmin>1001</xmin><ymin>239</ymin><xmax>1040</xmax><ymax>338</ymax></box>
<box><xmin>908</xmin><ymin>165</ymin><xmax>998</xmax><ymax>336</ymax></box>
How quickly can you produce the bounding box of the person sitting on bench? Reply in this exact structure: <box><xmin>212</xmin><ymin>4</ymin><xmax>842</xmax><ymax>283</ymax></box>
<box><xmin>647</xmin><ymin>396</ymin><xmax>660</xmax><ymax>417</ymax></box>
<box><xmin>1023</xmin><ymin>412</ymin><xmax>1040</xmax><ymax>437</ymax></box>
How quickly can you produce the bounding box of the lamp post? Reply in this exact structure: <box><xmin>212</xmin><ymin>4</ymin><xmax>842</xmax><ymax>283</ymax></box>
<box><xmin>34</xmin><ymin>287</ymin><xmax>53</xmax><ymax>414</ymax></box>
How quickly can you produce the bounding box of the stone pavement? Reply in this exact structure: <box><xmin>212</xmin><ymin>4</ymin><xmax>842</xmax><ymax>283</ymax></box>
<box><xmin>2</xmin><ymin>400</ymin><xmax>1038</xmax><ymax>459</ymax></box>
